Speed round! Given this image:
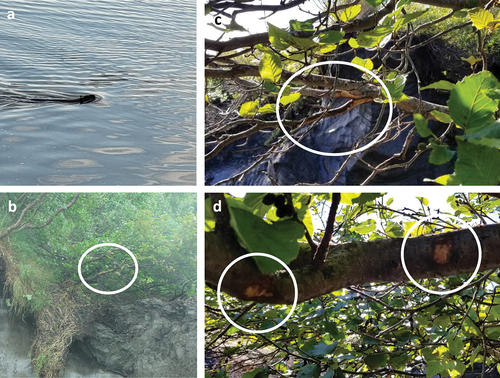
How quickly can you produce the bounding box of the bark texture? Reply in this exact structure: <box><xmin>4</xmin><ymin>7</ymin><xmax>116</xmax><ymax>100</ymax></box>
<box><xmin>206</xmin><ymin>223</ymin><xmax>500</xmax><ymax>304</ymax></box>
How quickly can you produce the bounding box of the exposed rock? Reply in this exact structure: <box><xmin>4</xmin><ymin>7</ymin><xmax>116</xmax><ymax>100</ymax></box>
<box><xmin>74</xmin><ymin>297</ymin><xmax>196</xmax><ymax>378</ymax></box>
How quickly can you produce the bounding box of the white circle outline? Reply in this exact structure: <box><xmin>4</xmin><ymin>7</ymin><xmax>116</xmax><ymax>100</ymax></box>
<box><xmin>217</xmin><ymin>252</ymin><xmax>298</xmax><ymax>334</ymax></box>
<box><xmin>78</xmin><ymin>243</ymin><xmax>139</xmax><ymax>295</ymax></box>
<box><xmin>275</xmin><ymin>60</ymin><xmax>394</xmax><ymax>157</ymax></box>
<box><xmin>400</xmin><ymin>215</ymin><xmax>482</xmax><ymax>295</ymax></box>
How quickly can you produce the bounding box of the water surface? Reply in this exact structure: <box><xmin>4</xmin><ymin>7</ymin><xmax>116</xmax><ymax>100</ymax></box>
<box><xmin>0</xmin><ymin>0</ymin><xmax>195</xmax><ymax>185</ymax></box>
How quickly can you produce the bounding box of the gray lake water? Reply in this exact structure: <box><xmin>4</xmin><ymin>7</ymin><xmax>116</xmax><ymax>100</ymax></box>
<box><xmin>0</xmin><ymin>0</ymin><xmax>196</xmax><ymax>185</ymax></box>
<box><xmin>0</xmin><ymin>297</ymin><xmax>123</xmax><ymax>378</ymax></box>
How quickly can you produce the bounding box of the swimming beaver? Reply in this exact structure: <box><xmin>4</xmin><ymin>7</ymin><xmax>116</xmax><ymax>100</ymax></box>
<box><xmin>29</xmin><ymin>94</ymin><xmax>97</xmax><ymax>104</ymax></box>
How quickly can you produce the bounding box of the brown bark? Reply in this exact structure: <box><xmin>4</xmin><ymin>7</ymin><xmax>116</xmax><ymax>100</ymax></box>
<box><xmin>206</xmin><ymin>223</ymin><xmax>500</xmax><ymax>304</ymax></box>
<box><xmin>205</xmin><ymin>65</ymin><xmax>448</xmax><ymax>119</ymax></box>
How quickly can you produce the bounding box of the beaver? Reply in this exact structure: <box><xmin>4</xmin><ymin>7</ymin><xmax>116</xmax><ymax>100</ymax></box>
<box><xmin>28</xmin><ymin>94</ymin><xmax>97</xmax><ymax>104</ymax></box>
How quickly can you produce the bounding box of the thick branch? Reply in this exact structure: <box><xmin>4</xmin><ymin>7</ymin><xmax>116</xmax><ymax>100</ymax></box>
<box><xmin>206</xmin><ymin>223</ymin><xmax>500</xmax><ymax>304</ymax></box>
<box><xmin>206</xmin><ymin>65</ymin><xmax>448</xmax><ymax>118</ymax></box>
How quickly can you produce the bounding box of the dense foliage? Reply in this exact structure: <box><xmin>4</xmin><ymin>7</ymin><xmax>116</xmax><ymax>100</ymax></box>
<box><xmin>205</xmin><ymin>193</ymin><xmax>500</xmax><ymax>377</ymax></box>
<box><xmin>205</xmin><ymin>0</ymin><xmax>500</xmax><ymax>185</ymax></box>
<box><xmin>1</xmin><ymin>193</ymin><xmax>196</xmax><ymax>313</ymax></box>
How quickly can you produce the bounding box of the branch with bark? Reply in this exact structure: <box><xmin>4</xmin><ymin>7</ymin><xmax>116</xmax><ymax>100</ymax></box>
<box><xmin>206</xmin><ymin>204</ymin><xmax>499</xmax><ymax>304</ymax></box>
<box><xmin>206</xmin><ymin>65</ymin><xmax>448</xmax><ymax>120</ymax></box>
<box><xmin>0</xmin><ymin>194</ymin><xmax>80</xmax><ymax>240</ymax></box>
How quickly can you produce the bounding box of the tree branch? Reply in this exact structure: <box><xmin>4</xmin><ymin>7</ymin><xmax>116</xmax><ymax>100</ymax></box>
<box><xmin>206</xmin><ymin>223</ymin><xmax>500</xmax><ymax>304</ymax></box>
<box><xmin>314</xmin><ymin>194</ymin><xmax>341</xmax><ymax>263</ymax></box>
<box><xmin>205</xmin><ymin>65</ymin><xmax>448</xmax><ymax>119</ymax></box>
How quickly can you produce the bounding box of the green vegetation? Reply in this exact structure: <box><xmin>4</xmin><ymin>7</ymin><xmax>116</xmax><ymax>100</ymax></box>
<box><xmin>206</xmin><ymin>193</ymin><xmax>500</xmax><ymax>377</ymax></box>
<box><xmin>0</xmin><ymin>193</ymin><xmax>196</xmax><ymax>377</ymax></box>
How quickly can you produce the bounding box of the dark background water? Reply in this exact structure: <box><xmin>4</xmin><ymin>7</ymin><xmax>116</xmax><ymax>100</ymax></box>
<box><xmin>0</xmin><ymin>0</ymin><xmax>195</xmax><ymax>185</ymax></box>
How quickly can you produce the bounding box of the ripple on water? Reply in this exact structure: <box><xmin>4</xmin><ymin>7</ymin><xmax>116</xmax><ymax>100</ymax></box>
<box><xmin>53</xmin><ymin>159</ymin><xmax>103</xmax><ymax>169</ymax></box>
<box><xmin>37</xmin><ymin>174</ymin><xmax>106</xmax><ymax>185</ymax></box>
<box><xmin>0</xmin><ymin>0</ymin><xmax>195</xmax><ymax>185</ymax></box>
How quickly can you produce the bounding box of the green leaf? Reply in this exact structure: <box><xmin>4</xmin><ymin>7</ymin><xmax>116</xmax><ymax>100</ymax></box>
<box><xmin>226</xmin><ymin>197</ymin><xmax>304</xmax><ymax>274</ymax></box>
<box><xmin>364</xmin><ymin>0</ymin><xmax>384</xmax><ymax>7</ymax></box>
<box><xmin>312</xmin><ymin>342</ymin><xmax>337</xmax><ymax>356</ymax></box>
<box><xmin>257</xmin><ymin>104</ymin><xmax>276</xmax><ymax>115</ymax></box>
<box><xmin>426</xmin><ymin>360</ymin><xmax>446</xmax><ymax>378</ymax></box>
<box><xmin>469</xmin><ymin>345</ymin><xmax>482</xmax><ymax>366</ymax></box>
<box><xmin>461</xmin><ymin>55</ymin><xmax>482</xmax><ymax>67</ymax></box>
<box><xmin>385</xmin><ymin>222</ymin><xmax>404</xmax><ymax>237</ymax></box>
<box><xmin>453</xmin><ymin>9</ymin><xmax>468</xmax><ymax>18</ymax></box>
<box><xmin>362</xmin><ymin>336</ymin><xmax>380</xmax><ymax>345</ymax></box>
<box><xmin>469</xmin><ymin>7</ymin><xmax>494</xmax><ymax>30</ymax></box>
<box><xmin>421</xmin><ymin>80</ymin><xmax>456</xmax><ymax>91</ymax></box>
<box><xmin>382</xmin><ymin>73</ymin><xmax>407</xmax><ymax>101</ymax></box>
<box><xmin>394</xmin><ymin>10</ymin><xmax>428</xmax><ymax>31</ymax></box>
<box><xmin>298</xmin><ymin>364</ymin><xmax>320</xmax><ymax>378</ymax></box>
<box><xmin>289</xmin><ymin>19</ymin><xmax>314</xmax><ymax>31</ymax></box>
<box><xmin>318</xmin><ymin>30</ymin><xmax>345</xmax><ymax>44</ymax></box>
<box><xmin>269</xmin><ymin>23</ymin><xmax>318</xmax><ymax>50</ymax></box>
<box><xmin>447</xmin><ymin>335</ymin><xmax>464</xmax><ymax>356</ymax></box>
<box><xmin>414</xmin><ymin>114</ymin><xmax>432</xmax><ymax>138</ymax></box>
<box><xmin>448</xmin><ymin>71</ymin><xmax>500</xmax><ymax>131</ymax></box>
<box><xmin>239</xmin><ymin>100</ymin><xmax>260</xmax><ymax>117</ymax></box>
<box><xmin>243</xmin><ymin>194</ymin><xmax>271</xmax><ymax>217</ymax></box>
<box><xmin>351</xmin><ymin>219</ymin><xmax>376</xmax><ymax>235</ymax></box>
<box><xmin>351</xmin><ymin>56</ymin><xmax>374</xmax><ymax>71</ymax></box>
<box><xmin>429</xmin><ymin>142</ymin><xmax>455</xmax><ymax>165</ymax></box>
<box><xmin>268</xmin><ymin>23</ymin><xmax>292</xmax><ymax>51</ymax></box>
<box><xmin>431</xmin><ymin>110</ymin><xmax>452</xmax><ymax>123</ymax></box>
<box><xmin>454</xmin><ymin>139</ymin><xmax>500</xmax><ymax>185</ymax></box>
<box><xmin>340</xmin><ymin>193</ymin><xmax>361</xmax><ymax>205</ymax></box>
<box><xmin>364</xmin><ymin>354</ymin><xmax>389</xmax><ymax>369</ymax></box>
<box><xmin>255</xmin><ymin>44</ymin><xmax>274</xmax><ymax>54</ymax></box>
<box><xmin>348</xmin><ymin>38</ymin><xmax>359</xmax><ymax>48</ymax></box>
<box><xmin>390</xmin><ymin>353</ymin><xmax>411</xmax><ymax>369</ymax></box>
<box><xmin>338</xmin><ymin>5</ymin><xmax>361</xmax><ymax>22</ymax></box>
<box><xmin>483</xmin><ymin>88</ymin><xmax>500</xmax><ymax>101</ymax></box>
<box><xmin>459</xmin><ymin>120</ymin><xmax>500</xmax><ymax>149</ymax></box>
<box><xmin>357</xmin><ymin>26</ymin><xmax>392</xmax><ymax>48</ymax></box>
<box><xmin>417</xmin><ymin>197</ymin><xmax>429</xmax><ymax>206</ymax></box>
<box><xmin>291</xmin><ymin>35</ymin><xmax>318</xmax><ymax>49</ymax></box>
<box><xmin>322</xmin><ymin>370</ymin><xmax>335</xmax><ymax>378</ymax></box>
<box><xmin>429</xmin><ymin>173</ymin><xmax>461</xmax><ymax>185</ymax></box>
<box><xmin>485</xmin><ymin>326</ymin><xmax>500</xmax><ymax>340</ymax></box>
<box><xmin>280</xmin><ymin>92</ymin><xmax>301</xmax><ymax>106</ymax></box>
<box><xmin>259</xmin><ymin>53</ymin><xmax>282</xmax><ymax>83</ymax></box>
<box><xmin>352</xmin><ymin>193</ymin><xmax>384</xmax><ymax>204</ymax></box>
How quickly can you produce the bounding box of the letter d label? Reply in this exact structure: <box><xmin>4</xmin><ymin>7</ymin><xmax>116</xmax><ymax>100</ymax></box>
<box><xmin>213</xmin><ymin>200</ymin><xmax>221</xmax><ymax>213</ymax></box>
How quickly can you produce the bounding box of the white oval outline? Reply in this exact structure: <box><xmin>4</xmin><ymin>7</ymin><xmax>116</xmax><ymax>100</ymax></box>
<box><xmin>217</xmin><ymin>252</ymin><xmax>298</xmax><ymax>334</ymax></box>
<box><xmin>275</xmin><ymin>60</ymin><xmax>394</xmax><ymax>157</ymax></box>
<box><xmin>400</xmin><ymin>215</ymin><xmax>482</xmax><ymax>295</ymax></box>
<box><xmin>78</xmin><ymin>243</ymin><xmax>139</xmax><ymax>295</ymax></box>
